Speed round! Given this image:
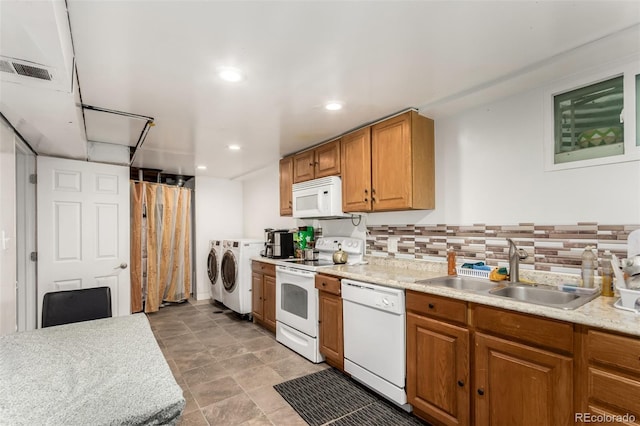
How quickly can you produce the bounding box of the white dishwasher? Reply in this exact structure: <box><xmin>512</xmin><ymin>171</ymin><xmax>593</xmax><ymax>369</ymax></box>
<box><xmin>341</xmin><ymin>279</ymin><xmax>409</xmax><ymax>410</ymax></box>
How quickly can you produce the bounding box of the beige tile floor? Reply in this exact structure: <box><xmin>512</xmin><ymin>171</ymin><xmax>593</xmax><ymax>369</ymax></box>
<box><xmin>146</xmin><ymin>298</ymin><xmax>329</xmax><ymax>426</ymax></box>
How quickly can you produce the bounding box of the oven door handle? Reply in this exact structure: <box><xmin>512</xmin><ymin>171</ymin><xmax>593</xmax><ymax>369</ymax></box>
<box><xmin>276</xmin><ymin>266</ymin><xmax>315</xmax><ymax>278</ymax></box>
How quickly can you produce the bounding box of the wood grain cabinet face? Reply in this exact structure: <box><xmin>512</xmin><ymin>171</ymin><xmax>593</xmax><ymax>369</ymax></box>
<box><xmin>316</xmin><ymin>274</ymin><xmax>343</xmax><ymax>371</ymax></box>
<box><xmin>579</xmin><ymin>328</ymin><xmax>640</xmax><ymax>424</ymax></box>
<box><xmin>474</xmin><ymin>332</ymin><xmax>573</xmax><ymax>426</ymax></box>
<box><xmin>279</xmin><ymin>156</ymin><xmax>293</xmax><ymax>216</ymax></box>
<box><xmin>406</xmin><ymin>312</ymin><xmax>469</xmax><ymax>426</ymax></box>
<box><xmin>318</xmin><ymin>291</ymin><xmax>343</xmax><ymax>371</ymax></box>
<box><xmin>251</xmin><ymin>272</ymin><xmax>264</xmax><ymax>322</ymax></box>
<box><xmin>341</xmin><ymin>111</ymin><xmax>434</xmax><ymax>213</ymax></box>
<box><xmin>292</xmin><ymin>139</ymin><xmax>341</xmax><ymax>184</ymax></box>
<box><xmin>314</xmin><ymin>139</ymin><xmax>341</xmax><ymax>178</ymax></box>
<box><xmin>251</xmin><ymin>261</ymin><xmax>276</xmax><ymax>333</ymax></box>
<box><xmin>341</xmin><ymin>127</ymin><xmax>372</xmax><ymax>212</ymax></box>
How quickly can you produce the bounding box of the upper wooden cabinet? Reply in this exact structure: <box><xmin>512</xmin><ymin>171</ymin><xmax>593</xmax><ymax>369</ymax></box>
<box><xmin>279</xmin><ymin>156</ymin><xmax>293</xmax><ymax>216</ymax></box>
<box><xmin>293</xmin><ymin>139</ymin><xmax>341</xmax><ymax>183</ymax></box>
<box><xmin>342</xmin><ymin>111</ymin><xmax>435</xmax><ymax>212</ymax></box>
<box><xmin>341</xmin><ymin>127</ymin><xmax>372</xmax><ymax>212</ymax></box>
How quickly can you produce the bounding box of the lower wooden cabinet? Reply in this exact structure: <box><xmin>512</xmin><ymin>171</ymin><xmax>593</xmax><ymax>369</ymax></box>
<box><xmin>577</xmin><ymin>326</ymin><xmax>640</xmax><ymax>425</ymax></box>
<box><xmin>251</xmin><ymin>261</ymin><xmax>276</xmax><ymax>333</ymax></box>
<box><xmin>474</xmin><ymin>332</ymin><xmax>573</xmax><ymax>426</ymax></box>
<box><xmin>406</xmin><ymin>312</ymin><xmax>469</xmax><ymax>426</ymax></box>
<box><xmin>316</xmin><ymin>274</ymin><xmax>343</xmax><ymax>371</ymax></box>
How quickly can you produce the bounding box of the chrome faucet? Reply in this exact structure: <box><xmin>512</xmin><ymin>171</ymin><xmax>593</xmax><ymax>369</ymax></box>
<box><xmin>507</xmin><ymin>238</ymin><xmax>528</xmax><ymax>283</ymax></box>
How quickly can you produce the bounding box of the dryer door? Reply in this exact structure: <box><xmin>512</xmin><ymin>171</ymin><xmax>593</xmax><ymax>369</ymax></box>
<box><xmin>221</xmin><ymin>250</ymin><xmax>238</xmax><ymax>293</ymax></box>
<box><xmin>207</xmin><ymin>249</ymin><xmax>218</xmax><ymax>284</ymax></box>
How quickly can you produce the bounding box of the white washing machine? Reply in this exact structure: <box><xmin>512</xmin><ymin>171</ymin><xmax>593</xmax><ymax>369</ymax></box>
<box><xmin>220</xmin><ymin>239</ymin><xmax>263</xmax><ymax>314</ymax></box>
<box><xmin>207</xmin><ymin>240</ymin><xmax>223</xmax><ymax>302</ymax></box>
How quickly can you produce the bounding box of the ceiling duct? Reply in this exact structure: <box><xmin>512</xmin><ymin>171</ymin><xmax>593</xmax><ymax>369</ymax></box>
<box><xmin>0</xmin><ymin>55</ymin><xmax>65</xmax><ymax>90</ymax></box>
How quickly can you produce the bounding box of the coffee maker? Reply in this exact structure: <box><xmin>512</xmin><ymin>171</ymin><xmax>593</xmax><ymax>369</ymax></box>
<box><xmin>264</xmin><ymin>228</ymin><xmax>294</xmax><ymax>259</ymax></box>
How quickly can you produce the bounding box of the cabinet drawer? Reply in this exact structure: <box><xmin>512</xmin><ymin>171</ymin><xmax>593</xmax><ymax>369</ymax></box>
<box><xmin>315</xmin><ymin>274</ymin><xmax>341</xmax><ymax>295</ymax></box>
<box><xmin>251</xmin><ymin>261</ymin><xmax>275</xmax><ymax>276</ymax></box>
<box><xmin>406</xmin><ymin>290</ymin><xmax>466</xmax><ymax>325</ymax></box>
<box><xmin>472</xmin><ymin>304</ymin><xmax>573</xmax><ymax>353</ymax></box>
<box><xmin>587</xmin><ymin>329</ymin><xmax>640</xmax><ymax>375</ymax></box>
<box><xmin>588</xmin><ymin>367</ymin><xmax>640</xmax><ymax>417</ymax></box>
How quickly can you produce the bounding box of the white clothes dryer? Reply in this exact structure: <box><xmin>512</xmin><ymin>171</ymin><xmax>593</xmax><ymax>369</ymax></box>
<box><xmin>220</xmin><ymin>239</ymin><xmax>263</xmax><ymax>315</ymax></box>
<box><xmin>207</xmin><ymin>240</ymin><xmax>223</xmax><ymax>302</ymax></box>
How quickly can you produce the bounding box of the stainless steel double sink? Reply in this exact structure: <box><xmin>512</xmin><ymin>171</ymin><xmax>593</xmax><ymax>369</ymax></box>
<box><xmin>416</xmin><ymin>276</ymin><xmax>599</xmax><ymax>310</ymax></box>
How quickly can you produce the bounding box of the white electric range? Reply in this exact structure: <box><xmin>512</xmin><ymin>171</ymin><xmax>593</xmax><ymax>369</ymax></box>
<box><xmin>275</xmin><ymin>236</ymin><xmax>364</xmax><ymax>363</ymax></box>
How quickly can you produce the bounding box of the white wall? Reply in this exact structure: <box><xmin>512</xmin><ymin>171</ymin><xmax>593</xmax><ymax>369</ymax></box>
<box><xmin>367</xmin><ymin>86</ymin><xmax>640</xmax><ymax>226</ymax></box>
<box><xmin>242</xmin><ymin>163</ymin><xmax>296</xmax><ymax>237</ymax></box>
<box><xmin>194</xmin><ymin>176</ymin><xmax>244</xmax><ymax>300</ymax></box>
<box><xmin>0</xmin><ymin>119</ymin><xmax>17</xmax><ymax>335</ymax></box>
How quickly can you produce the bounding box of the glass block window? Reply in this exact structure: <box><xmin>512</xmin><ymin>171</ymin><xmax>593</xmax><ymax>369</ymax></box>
<box><xmin>554</xmin><ymin>76</ymin><xmax>624</xmax><ymax>164</ymax></box>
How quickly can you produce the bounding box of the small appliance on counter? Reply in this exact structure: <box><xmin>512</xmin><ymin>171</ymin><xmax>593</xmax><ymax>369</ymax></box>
<box><xmin>263</xmin><ymin>228</ymin><xmax>295</xmax><ymax>259</ymax></box>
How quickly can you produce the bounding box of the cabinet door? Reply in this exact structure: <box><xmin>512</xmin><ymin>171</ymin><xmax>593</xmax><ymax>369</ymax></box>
<box><xmin>341</xmin><ymin>127</ymin><xmax>372</xmax><ymax>212</ymax></box>
<box><xmin>251</xmin><ymin>272</ymin><xmax>264</xmax><ymax>321</ymax></box>
<box><xmin>315</xmin><ymin>139</ymin><xmax>341</xmax><ymax>178</ymax></box>
<box><xmin>407</xmin><ymin>312</ymin><xmax>469</xmax><ymax>426</ymax></box>
<box><xmin>263</xmin><ymin>275</ymin><xmax>277</xmax><ymax>332</ymax></box>
<box><xmin>318</xmin><ymin>291</ymin><xmax>343</xmax><ymax>370</ymax></box>
<box><xmin>279</xmin><ymin>157</ymin><xmax>293</xmax><ymax>216</ymax></box>
<box><xmin>371</xmin><ymin>113</ymin><xmax>413</xmax><ymax>210</ymax></box>
<box><xmin>293</xmin><ymin>151</ymin><xmax>315</xmax><ymax>183</ymax></box>
<box><xmin>475</xmin><ymin>332</ymin><xmax>573</xmax><ymax>426</ymax></box>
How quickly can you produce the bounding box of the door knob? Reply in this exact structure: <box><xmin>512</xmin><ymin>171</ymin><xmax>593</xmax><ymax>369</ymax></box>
<box><xmin>114</xmin><ymin>262</ymin><xmax>128</xmax><ymax>270</ymax></box>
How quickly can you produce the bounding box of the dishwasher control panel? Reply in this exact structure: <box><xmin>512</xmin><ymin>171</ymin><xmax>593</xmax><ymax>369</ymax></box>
<box><xmin>341</xmin><ymin>279</ymin><xmax>405</xmax><ymax>315</ymax></box>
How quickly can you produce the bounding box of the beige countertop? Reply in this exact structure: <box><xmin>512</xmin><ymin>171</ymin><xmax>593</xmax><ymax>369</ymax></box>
<box><xmin>253</xmin><ymin>256</ymin><xmax>640</xmax><ymax>338</ymax></box>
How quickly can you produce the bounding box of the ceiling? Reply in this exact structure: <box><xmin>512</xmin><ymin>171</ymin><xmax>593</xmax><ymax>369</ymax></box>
<box><xmin>1</xmin><ymin>1</ymin><xmax>639</xmax><ymax>179</ymax></box>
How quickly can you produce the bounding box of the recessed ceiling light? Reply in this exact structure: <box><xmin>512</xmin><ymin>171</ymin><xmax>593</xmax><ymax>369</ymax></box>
<box><xmin>218</xmin><ymin>67</ymin><xmax>244</xmax><ymax>82</ymax></box>
<box><xmin>325</xmin><ymin>101</ymin><xmax>343</xmax><ymax>111</ymax></box>
<box><xmin>227</xmin><ymin>144</ymin><xmax>241</xmax><ymax>151</ymax></box>
<box><xmin>196</xmin><ymin>165</ymin><xmax>207</xmax><ymax>170</ymax></box>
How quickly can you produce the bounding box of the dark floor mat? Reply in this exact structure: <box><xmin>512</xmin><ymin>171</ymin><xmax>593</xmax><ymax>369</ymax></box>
<box><xmin>273</xmin><ymin>368</ymin><xmax>427</xmax><ymax>426</ymax></box>
<box><xmin>329</xmin><ymin>400</ymin><xmax>426</xmax><ymax>426</ymax></box>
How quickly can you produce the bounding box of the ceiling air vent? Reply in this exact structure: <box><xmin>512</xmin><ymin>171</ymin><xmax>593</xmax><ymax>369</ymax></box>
<box><xmin>12</xmin><ymin>62</ymin><xmax>52</xmax><ymax>80</ymax></box>
<box><xmin>0</xmin><ymin>55</ymin><xmax>58</xmax><ymax>85</ymax></box>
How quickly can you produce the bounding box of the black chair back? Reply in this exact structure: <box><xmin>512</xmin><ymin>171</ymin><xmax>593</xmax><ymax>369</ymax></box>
<box><xmin>42</xmin><ymin>287</ymin><xmax>112</xmax><ymax>328</ymax></box>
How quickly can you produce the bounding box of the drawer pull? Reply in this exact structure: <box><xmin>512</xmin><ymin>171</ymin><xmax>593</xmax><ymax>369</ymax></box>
<box><xmin>477</xmin><ymin>388</ymin><xmax>485</xmax><ymax>396</ymax></box>
<box><xmin>457</xmin><ymin>380</ymin><xmax>464</xmax><ymax>387</ymax></box>
<box><xmin>428</xmin><ymin>303</ymin><xmax>435</xmax><ymax>309</ymax></box>
<box><xmin>322</xmin><ymin>282</ymin><xmax>326</xmax><ymax>286</ymax></box>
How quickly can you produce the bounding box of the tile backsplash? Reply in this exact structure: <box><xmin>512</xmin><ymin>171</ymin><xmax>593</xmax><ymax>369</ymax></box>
<box><xmin>367</xmin><ymin>223</ymin><xmax>640</xmax><ymax>275</ymax></box>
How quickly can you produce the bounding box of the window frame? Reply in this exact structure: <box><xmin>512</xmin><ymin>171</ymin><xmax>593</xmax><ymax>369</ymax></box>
<box><xmin>543</xmin><ymin>55</ymin><xmax>640</xmax><ymax>171</ymax></box>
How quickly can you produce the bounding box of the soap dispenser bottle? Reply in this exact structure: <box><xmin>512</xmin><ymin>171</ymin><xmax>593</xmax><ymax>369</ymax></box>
<box><xmin>581</xmin><ymin>246</ymin><xmax>596</xmax><ymax>288</ymax></box>
<box><xmin>447</xmin><ymin>249</ymin><xmax>457</xmax><ymax>276</ymax></box>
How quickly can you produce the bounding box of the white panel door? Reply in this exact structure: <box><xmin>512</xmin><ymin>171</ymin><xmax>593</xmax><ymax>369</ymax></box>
<box><xmin>37</xmin><ymin>156</ymin><xmax>130</xmax><ymax>326</ymax></box>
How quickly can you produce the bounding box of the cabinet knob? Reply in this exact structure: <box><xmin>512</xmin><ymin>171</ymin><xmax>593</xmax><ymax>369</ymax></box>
<box><xmin>477</xmin><ymin>388</ymin><xmax>485</xmax><ymax>396</ymax></box>
<box><xmin>372</xmin><ymin>197</ymin><xmax>376</xmax><ymax>203</ymax></box>
<box><xmin>309</xmin><ymin>163</ymin><xmax>313</xmax><ymax>166</ymax></box>
<box><xmin>364</xmin><ymin>198</ymin><xmax>368</xmax><ymax>202</ymax></box>
<box><xmin>371</xmin><ymin>188</ymin><xmax>376</xmax><ymax>194</ymax></box>
<box><xmin>457</xmin><ymin>380</ymin><xmax>464</xmax><ymax>387</ymax></box>
<box><xmin>322</xmin><ymin>282</ymin><xmax>326</xmax><ymax>286</ymax></box>
<box><xmin>428</xmin><ymin>303</ymin><xmax>435</xmax><ymax>309</ymax></box>
<box><xmin>364</xmin><ymin>189</ymin><xmax>368</xmax><ymax>194</ymax></box>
